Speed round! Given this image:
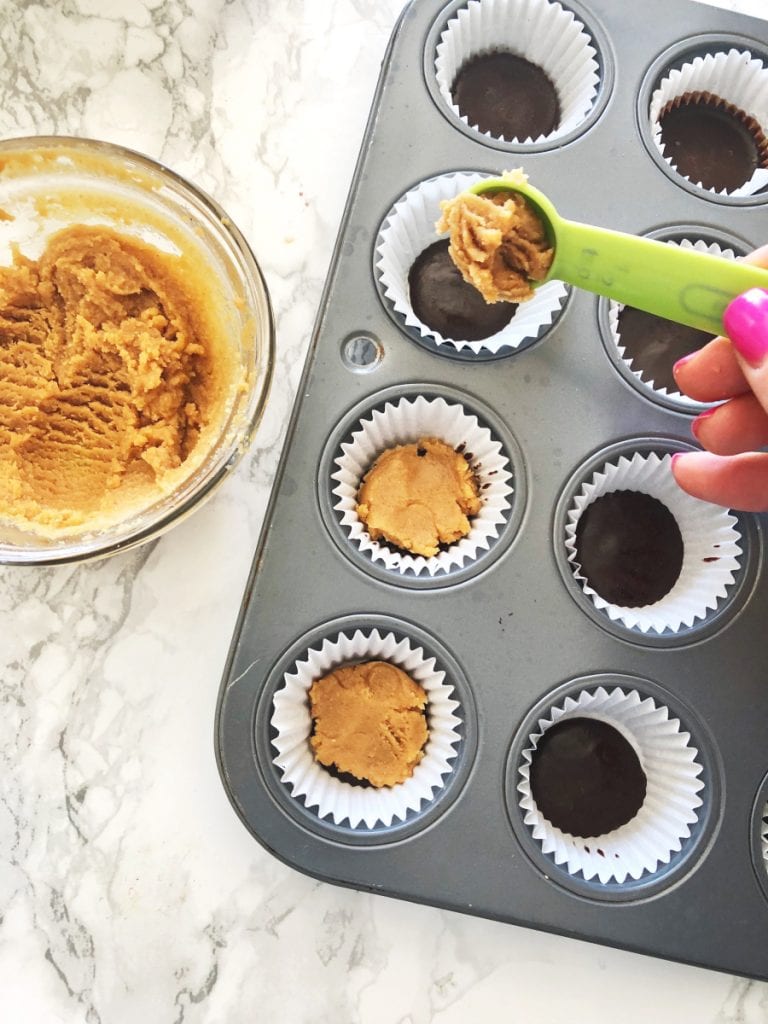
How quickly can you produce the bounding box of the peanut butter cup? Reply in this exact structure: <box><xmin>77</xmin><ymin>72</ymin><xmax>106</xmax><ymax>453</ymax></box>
<box><xmin>451</xmin><ymin>52</ymin><xmax>561</xmax><ymax>140</ymax></box>
<box><xmin>616</xmin><ymin>306</ymin><xmax>714</xmax><ymax>392</ymax></box>
<box><xmin>659</xmin><ymin>93</ymin><xmax>768</xmax><ymax>192</ymax></box>
<box><xmin>435</xmin><ymin>0</ymin><xmax>599</xmax><ymax>146</ymax></box>
<box><xmin>356</xmin><ymin>435</ymin><xmax>481</xmax><ymax>558</ymax></box>
<box><xmin>530</xmin><ymin>717</ymin><xmax>647</xmax><ymax>838</ymax></box>
<box><xmin>574</xmin><ymin>490</ymin><xmax>684</xmax><ymax>607</ymax></box>
<box><xmin>271</xmin><ymin>626</ymin><xmax>463</xmax><ymax>830</ymax></box>
<box><xmin>309</xmin><ymin>661</ymin><xmax>429</xmax><ymax>788</ymax></box>
<box><xmin>408</xmin><ymin>239</ymin><xmax>517</xmax><ymax>341</ymax></box>
<box><xmin>518</xmin><ymin>684</ymin><xmax>707</xmax><ymax>883</ymax></box>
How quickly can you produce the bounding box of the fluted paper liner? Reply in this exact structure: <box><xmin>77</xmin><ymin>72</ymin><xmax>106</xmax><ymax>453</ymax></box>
<box><xmin>434</xmin><ymin>0</ymin><xmax>600</xmax><ymax>144</ymax></box>
<box><xmin>761</xmin><ymin>801</ymin><xmax>768</xmax><ymax>873</ymax></box>
<box><xmin>608</xmin><ymin>238</ymin><xmax>735</xmax><ymax>408</ymax></box>
<box><xmin>650</xmin><ymin>49</ymin><xmax>768</xmax><ymax>196</ymax></box>
<box><xmin>517</xmin><ymin>686</ymin><xmax>705</xmax><ymax>884</ymax></box>
<box><xmin>271</xmin><ymin>628</ymin><xmax>462</xmax><ymax>829</ymax></box>
<box><xmin>565</xmin><ymin>452</ymin><xmax>742</xmax><ymax>634</ymax></box>
<box><xmin>376</xmin><ymin>171</ymin><xmax>567</xmax><ymax>354</ymax></box>
<box><xmin>332</xmin><ymin>394</ymin><xmax>513</xmax><ymax>576</ymax></box>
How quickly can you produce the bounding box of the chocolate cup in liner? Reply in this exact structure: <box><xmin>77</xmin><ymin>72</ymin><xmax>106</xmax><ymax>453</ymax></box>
<box><xmin>331</xmin><ymin>394</ymin><xmax>512</xmax><ymax>577</ymax></box>
<box><xmin>650</xmin><ymin>49</ymin><xmax>768</xmax><ymax>197</ymax></box>
<box><xmin>375</xmin><ymin>171</ymin><xmax>567</xmax><ymax>354</ymax></box>
<box><xmin>434</xmin><ymin>0</ymin><xmax>600</xmax><ymax>144</ymax></box>
<box><xmin>517</xmin><ymin>686</ymin><xmax>705</xmax><ymax>885</ymax></box>
<box><xmin>608</xmin><ymin>238</ymin><xmax>735</xmax><ymax>409</ymax></box>
<box><xmin>564</xmin><ymin>452</ymin><xmax>742</xmax><ymax>634</ymax></box>
<box><xmin>270</xmin><ymin>627</ymin><xmax>462</xmax><ymax>829</ymax></box>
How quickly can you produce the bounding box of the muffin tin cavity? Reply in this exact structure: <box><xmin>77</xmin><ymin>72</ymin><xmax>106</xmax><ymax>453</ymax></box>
<box><xmin>640</xmin><ymin>37</ymin><xmax>768</xmax><ymax>202</ymax></box>
<box><xmin>555</xmin><ymin>439</ymin><xmax>755</xmax><ymax>646</ymax></box>
<box><xmin>374</xmin><ymin>170</ymin><xmax>568</xmax><ymax>360</ymax></box>
<box><xmin>255</xmin><ymin>615</ymin><xmax>477</xmax><ymax>845</ymax></box>
<box><xmin>599</xmin><ymin>227</ymin><xmax>750</xmax><ymax>414</ymax></box>
<box><xmin>506</xmin><ymin>675</ymin><xmax>719</xmax><ymax>901</ymax></box>
<box><xmin>320</xmin><ymin>384</ymin><xmax>526</xmax><ymax>589</ymax></box>
<box><xmin>427</xmin><ymin>0</ymin><xmax>609</xmax><ymax>151</ymax></box>
<box><xmin>752</xmin><ymin>773</ymin><xmax>768</xmax><ymax>904</ymax></box>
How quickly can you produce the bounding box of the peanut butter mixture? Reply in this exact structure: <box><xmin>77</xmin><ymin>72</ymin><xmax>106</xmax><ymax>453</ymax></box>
<box><xmin>309</xmin><ymin>660</ymin><xmax>429</xmax><ymax>788</ymax></box>
<box><xmin>0</xmin><ymin>225</ymin><xmax>233</xmax><ymax>533</ymax></box>
<box><xmin>436</xmin><ymin>171</ymin><xmax>553</xmax><ymax>302</ymax></box>
<box><xmin>357</xmin><ymin>436</ymin><xmax>481</xmax><ymax>558</ymax></box>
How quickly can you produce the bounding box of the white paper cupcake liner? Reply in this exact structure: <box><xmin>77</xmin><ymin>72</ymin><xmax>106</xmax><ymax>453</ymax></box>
<box><xmin>650</xmin><ymin>49</ymin><xmax>768</xmax><ymax>196</ymax></box>
<box><xmin>565</xmin><ymin>452</ymin><xmax>742</xmax><ymax>634</ymax></box>
<box><xmin>434</xmin><ymin>0</ymin><xmax>600</xmax><ymax>144</ymax></box>
<box><xmin>271</xmin><ymin>627</ymin><xmax>462</xmax><ymax>829</ymax></box>
<box><xmin>608</xmin><ymin>238</ymin><xmax>736</xmax><ymax>407</ymax></box>
<box><xmin>517</xmin><ymin>686</ymin><xmax>705</xmax><ymax>884</ymax></box>
<box><xmin>761</xmin><ymin>801</ymin><xmax>768</xmax><ymax>872</ymax></box>
<box><xmin>331</xmin><ymin>394</ymin><xmax>513</xmax><ymax>577</ymax></box>
<box><xmin>376</xmin><ymin>171</ymin><xmax>567</xmax><ymax>354</ymax></box>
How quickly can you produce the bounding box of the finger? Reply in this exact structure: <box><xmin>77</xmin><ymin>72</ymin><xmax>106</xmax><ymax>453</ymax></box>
<box><xmin>742</xmin><ymin>242</ymin><xmax>768</xmax><ymax>269</ymax></box>
<box><xmin>671</xmin><ymin>247</ymin><xmax>768</xmax><ymax>402</ymax></box>
<box><xmin>691</xmin><ymin>393</ymin><xmax>768</xmax><ymax>455</ymax></box>
<box><xmin>672</xmin><ymin>335</ymin><xmax>749</xmax><ymax>402</ymax></box>
<box><xmin>671</xmin><ymin>450</ymin><xmax>768</xmax><ymax>511</ymax></box>
<box><xmin>723</xmin><ymin>288</ymin><xmax>768</xmax><ymax>419</ymax></box>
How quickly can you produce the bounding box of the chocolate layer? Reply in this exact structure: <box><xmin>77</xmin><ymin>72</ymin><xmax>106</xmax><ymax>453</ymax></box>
<box><xmin>530</xmin><ymin>717</ymin><xmax>647</xmax><ymax>839</ymax></box>
<box><xmin>451</xmin><ymin>52</ymin><xmax>560</xmax><ymax>139</ymax></box>
<box><xmin>574</xmin><ymin>490</ymin><xmax>684</xmax><ymax>607</ymax></box>
<box><xmin>659</xmin><ymin>92</ymin><xmax>768</xmax><ymax>192</ymax></box>
<box><xmin>617</xmin><ymin>305</ymin><xmax>715</xmax><ymax>392</ymax></box>
<box><xmin>408</xmin><ymin>238</ymin><xmax>517</xmax><ymax>341</ymax></box>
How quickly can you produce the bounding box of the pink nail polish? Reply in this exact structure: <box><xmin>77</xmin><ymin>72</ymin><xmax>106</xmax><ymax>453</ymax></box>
<box><xmin>673</xmin><ymin>352</ymin><xmax>697</xmax><ymax>375</ymax></box>
<box><xmin>724</xmin><ymin>288</ymin><xmax>768</xmax><ymax>368</ymax></box>
<box><xmin>690</xmin><ymin>406</ymin><xmax>717</xmax><ymax>439</ymax></box>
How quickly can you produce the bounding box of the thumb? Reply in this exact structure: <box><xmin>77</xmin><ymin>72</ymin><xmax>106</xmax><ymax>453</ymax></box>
<box><xmin>723</xmin><ymin>288</ymin><xmax>768</xmax><ymax>415</ymax></box>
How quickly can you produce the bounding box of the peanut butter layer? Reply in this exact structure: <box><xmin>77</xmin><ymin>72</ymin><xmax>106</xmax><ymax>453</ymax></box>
<box><xmin>0</xmin><ymin>225</ymin><xmax>232</xmax><ymax>533</ymax></box>
<box><xmin>356</xmin><ymin>436</ymin><xmax>481</xmax><ymax>558</ymax></box>
<box><xmin>436</xmin><ymin>170</ymin><xmax>553</xmax><ymax>302</ymax></box>
<box><xmin>309</xmin><ymin>660</ymin><xmax>428</xmax><ymax>788</ymax></box>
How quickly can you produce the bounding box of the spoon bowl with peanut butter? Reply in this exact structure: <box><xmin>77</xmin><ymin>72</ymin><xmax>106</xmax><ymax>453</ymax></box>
<box><xmin>437</xmin><ymin>170</ymin><xmax>768</xmax><ymax>335</ymax></box>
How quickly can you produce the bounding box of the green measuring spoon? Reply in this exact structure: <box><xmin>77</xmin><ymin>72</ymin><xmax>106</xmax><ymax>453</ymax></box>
<box><xmin>471</xmin><ymin>177</ymin><xmax>768</xmax><ymax>334</ymax></box>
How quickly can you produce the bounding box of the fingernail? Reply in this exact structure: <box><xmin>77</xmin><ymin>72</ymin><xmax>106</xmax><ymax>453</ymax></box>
<box><xmin>724</xmin><ymin>288</ymin><xmax>768</xmax><ymax>368</ymax></box>
<box><xmin>690</xmin><ymin>406</ymin><xmax>717</xmax><ymax>440</ymax></box>
<box><xmin>673</xmin><ymin>352</ymin><xmax>697</xmax><ymax>376</ymax></box>
<box><xmin>671</xmin><ymin>452</ymin><xmax>683</xmax><ymax>470</ymax></box>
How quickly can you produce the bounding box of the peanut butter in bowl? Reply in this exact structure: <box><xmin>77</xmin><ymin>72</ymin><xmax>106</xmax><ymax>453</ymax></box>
<box><xmin>0</xmin><ymin>137</ymin><xmax>274</xmax><ymax>563</ymax></box>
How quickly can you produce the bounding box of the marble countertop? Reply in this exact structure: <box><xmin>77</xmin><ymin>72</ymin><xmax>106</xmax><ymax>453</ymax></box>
<box><xmin>2</xmin><ymin>0</ymin><xmax>768</xmax><ymax>1020</ymax></box>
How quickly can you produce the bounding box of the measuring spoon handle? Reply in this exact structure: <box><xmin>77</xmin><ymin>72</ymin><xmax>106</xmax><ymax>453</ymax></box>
<box><xmin>550</xmin><ymin>220</ymin><xmax>768</xmax><ymax>334</ymax></box>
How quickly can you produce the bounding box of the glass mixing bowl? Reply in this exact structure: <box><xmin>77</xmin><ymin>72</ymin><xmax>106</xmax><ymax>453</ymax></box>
<box><xmin>0</xmin><ymin>136</ymin><xmax>274</xmax><ymax>565</ymax></box>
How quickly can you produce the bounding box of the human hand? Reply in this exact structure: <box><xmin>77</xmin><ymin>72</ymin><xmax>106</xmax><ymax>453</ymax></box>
<box><xmin>671</xmin><ymin>245</ymin><xmax>768</xmax><ymax>511</ymax></box>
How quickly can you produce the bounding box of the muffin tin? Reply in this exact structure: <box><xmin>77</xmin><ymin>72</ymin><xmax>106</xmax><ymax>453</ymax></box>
<box><xmin>216</xmin><ymin>0</ymin><xmax>768</xmax><ymax>980</ymax></box>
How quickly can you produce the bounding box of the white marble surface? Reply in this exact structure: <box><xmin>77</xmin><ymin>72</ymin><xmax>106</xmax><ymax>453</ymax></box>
<box><xmin>1</xmin><ymin>1</ymin><xmax>768</xmax><ymax>1021</ymax></box>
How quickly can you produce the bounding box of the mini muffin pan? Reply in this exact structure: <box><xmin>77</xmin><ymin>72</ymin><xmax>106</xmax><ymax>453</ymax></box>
<box><xmin>216</xmin><ymin>0</ymin><xmax>768</xmax><ymax>980</ymax></box>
